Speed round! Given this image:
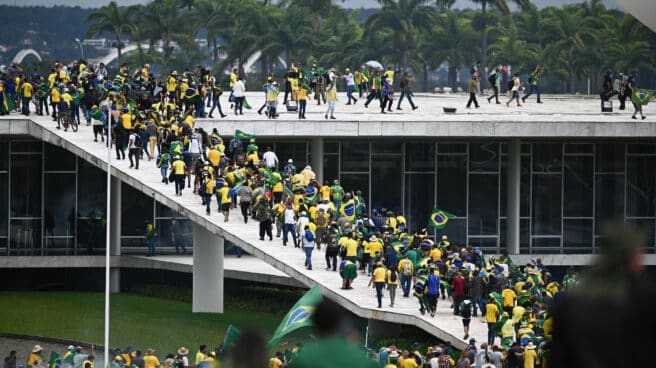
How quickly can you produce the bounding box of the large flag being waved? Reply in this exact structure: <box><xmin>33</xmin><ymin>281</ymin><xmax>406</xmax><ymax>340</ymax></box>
<box><xmin>428</xmin><ymin>208</ymin><xmax>454</xmax><ymax>230</ymax></box>
<box><xmin>222</xmin><ymin>324</ymin><xmax>241</xmax><ymax>352</ymax></box>
<box><xmin>268</xmin><ymin>285</ymin><xmax>323</xmax><ymax>347</ymax></box>
<box><xmin>631</xmin><ymin>89</ymin><xmax>655</xmax><ymax>106</ymax></box>
<box><xmin>48</xmin><ymin>352</ymin><xmax>61</xmax><ymax>368</ymax></box>
<box><xmin>234</xmin><ymin>129</ymin><xmax>256</xmax><ymax>141</ymax></box>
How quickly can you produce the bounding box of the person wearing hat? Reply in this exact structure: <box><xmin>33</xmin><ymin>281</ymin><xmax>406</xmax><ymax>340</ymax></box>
<box><xmin>26</xmin><ymin>345</ymin><xmax>44</xmax><ymax>368</ymax></box>
<box><xmin>266</xmin><ymin>80</ymin><xmax>279</xmax><ymax>119</ymax></box>
<box><xmin>109</xmin><ymin>355</ymin><xmax>122</xmax><ymax>368</ymax></box>
<box><xmin>174</xmin><ymin>347</ymin><xmax>188</xmax><ymax>368</ymax></box>
<box><xmin>368</xmin><ymin>261</ymin><xmax>386</xmax><ymax>308</ymax></box>
<box><xmin>143</xmin><ymin>349</ymin><xmax>159</xmax><ymax>368</ymax></box>
<box><xmin>523</xmin><ymin>341</ymin><xmax>537</xmax><ymax>368</ymax></box>
<box><xmin>343</xmin><ymin>67</ymin><xmax>357</xmax><ymax>105</ymax></box>
<box><xmin>62</xmin><ymin>346</ymin><xmax>76</xmax><ymax>368</ymax></box>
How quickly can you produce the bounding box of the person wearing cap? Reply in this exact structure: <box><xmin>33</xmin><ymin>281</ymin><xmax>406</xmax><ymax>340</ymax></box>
<box><xmin>282</xmin><ymin>159</ymin><xmax>296</xmax><ymax>176</ymax></box>
<box><xmin>324</xmin><ymin>78</ymin><xmax>337</xmax><ymax>120</ymax></box>
<box><xmin>109</xmin><ymin>355</ymin><xmax>122</xmax><ymax>368</ymax></box>
<box><xmin>62</xmin><ymin>346</ymin><xmax>76</xmax><ymax>368</ymax></box>
<box><xmin>426</xmin><ymin>265</ymin><xmax>441</xmax><ymax>317</ymax></box>
<box><xmin>171</xmin><ymin>155</ymin><xmax>187</xmax><ymax>196</ymax></box>
<box><xmin>266</xmin><ymin>80</ymin><xmax>279</xmax><ymax>119</ymax></box>
<box><xmin>330</xmin><ymin>180</ymin><xmax>344</xmax><ymax>209</ymax></box>
<box><xmin>523</xmin><ymin>341</ymin><xmax>537</xmax><ymax>368</ymax></box>
<box><xmin>143</xmin><ymin>349</ymin><xmax>159</xmax><ymax>368</ymax></box>
<box><xmin>26</xmin><ymin>345</ymin><xmax>44</xmax><ymax>368</ymax></box>
<box><xmin>302</xmin><ymin>224</ymin><xmax>316</xmax><ymax>270</ymax></box>
<box><xmin>368</xmin><ymin>261</ymin><xmax>386</xmax><ymax>308</ymax></box>
<box><xmin>343</xmin><ymin>67</ymin><xmax>357</xmax><ymax>105</ymax></box>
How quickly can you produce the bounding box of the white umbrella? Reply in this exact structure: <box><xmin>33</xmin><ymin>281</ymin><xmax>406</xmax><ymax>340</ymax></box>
<box><xmin>366</xmin><ymin>60</ymin><xmax>383</xmax><ymax>69</ymax></box>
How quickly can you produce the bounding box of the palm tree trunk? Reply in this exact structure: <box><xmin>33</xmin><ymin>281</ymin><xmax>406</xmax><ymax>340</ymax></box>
<box><xmin>402</xmin><ymin>50</ymin><xmax>408</xmax><ymax>70</ymax></box>
<box><xmin>480</xmin><ymin>0</ymin><xmax>488</xmax><ymax>91</ymax></box>
<box><xmin>449</xmin><ymin>64</ymin><xmax>457</xmax><ymax>91</ymax></box>
<box><xmin>422</xmin><ymin>63</ymin><xmax>428</xmax><ymax>93</ymax></box>
<box><xmin>569</xmin><ymin>62</ymin><xmax>575</xmax><ymax>93</ymax></box>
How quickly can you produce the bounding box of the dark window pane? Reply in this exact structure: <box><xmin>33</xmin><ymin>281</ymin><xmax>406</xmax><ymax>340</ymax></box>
<box><xmin>275</xmin><ymin>142</ymin><xmax>307</xmax><ymax>169</ymax></box>
<box><xmin>468</xmin><ymin>237</ymin><xmax>499</xmax><ymax>253</ymax></box>
<box><xmin>371</xmin><ymin>156</ymin><xmax>402</xmax><ymax>213</ymax></box>
<box><xmin>563</xmin><ymin>219</ymin><xmax>593</xmax><ymax>250</ymax></box>
<box><xmin>500</xmin><ymin>218</ymin><xmax>530</xmax><ymax>250</ymax></box>
<box><xmin>501</xmin><ymin>155</ymin><xmax>530</xmax><ymax>217</ymax></box>
<box><xmin>532</xmin><ymin>174</ymin><xmax>562</xmax><ymax>235</ymax></box>
<box><xmin>563</xmin><ymin>156</ymin><xmax>594</xmax><ymax>217</ymax></box>
<box><xmin>438</xmin><ymin>143</ymin><xmax>466</xmax><ymax>154</ymax></box>
<box><xmin>565</xmin><ymin>144</ymin><xmax>593</xmax><ymax>154</ymax></box>
<box><xmin>372</xmin><ymin>141</ymin><xmax>401</xmax><ymax>154</ymax></box>
<box><xmin>0</xmin><ymin>237</ymin><xmax>7</xmax><ymax>256</ymax></box>
<box><xmin>595</xmin><ymin>174</ymin><xmax>624</xmax><ymax>235</ymax></box>
<box><xmin>533</xmin><ymin>143</ymin><xmax>562</xmax><ymax>172</ymax></box>
<box><xmin>531</xmin><ymin>237</ymin><xmax>561</xmax><ymax>249</ymax></box>
<box><xmin>405</xmin><ymin>174</ymin><xmax>434</xmax><ymax>232</ymax></box>
<box><xmin>77</xmin><ymin>160</ymin><xmax>107</xmax><ymax>217</ymax></box>
<box><xmin>406</xmin><ymin>142</ymin><xmax>435</xmax><ymax>172</ymax></box>
<box><xmin>121</xmin><ymin>183</ymin><xmax>153</xmax><ymax>236</ymax></box>
<box><xmin>156</xmin><ymin>201</ymin><xmax>184</xmax><ymax>218</ymax></box>
<box><xmin>341</xmin><ymin>142</ymin><xmax>369</xmax><ymax>171</ymax></box>
<box><xmin>437</xmin><ymin>155</ymin><xmax>467</xmax><ymax>217</ymax></box>
<box><xmin>503</xmin><ymin>144</ymin><xmax>531</xmax><ymax>154</ymax></box>
<box><xmin>44</xmin><ymin>174</ymin><xmax>76</xmax><ymax>236</ymax></box>
<box><xmin>627</xmin><ymin>144</ymin><xmax>656</xmax><ymax>154</ymax></box>
<box><xmin>596</xmin><ymin>143</ymin><xmax>625</xmax><ymax>172</ymax></box>
<box><xmin>324</xmin><ymin>142</ymin><xmax>339</xmax><ymax>154</ymax></box>
<box><xmin>43</xmin><ymin>237</ymin><xmax>75</xmax><ymax>255</ymax></box>
<box><xmin>469</xmin><ymin>174</ymin><xmax>498</xmax><ymax>235</ymax></box>
<box><xmin>9</xmin><ymin>219</ymin><xmax>41</xmax><ymax>255</ymax></box>
<box><xmin>10</xmin><ymin>141</ymin><xmax>42</xmax><ymax>153</ymax></box>
<box><xmin>340</xmin><ymin>173</ymin><xmax>369</xmax><ymax>209</ymax></box>
<box><xmin>627</xmin><ymin>156</ymin><xmax>656</xmax><ymax>217</ymax></box>
<box><xmin>76</xmin><ymin>217</ymin><xmax>106</xmax><ymax>255</ymax></box>
<box><xmin>323</xmin><ymin>154</ymin><xmax>339</xmax><ymax>184</ymax></box>
<box><xmin>0</xmin><ymin>174</ymin><xmax>6</xmax><ymax>236</ymax></box>
<box><xmin>156</xmin><ymin>218</ymin><xmax>193</xmax><ymax>249</ymax></box>
<box><xmin>469</xmin><ymin>142</ymin><xmax>499</xmax><ymax>172</ymax></box>
<box><xmin>442</xmin><ymin>218</ymin><xmax>466</xmax><ymax>245</ymax></box>
<box><xmin>626</xmin><ymin>219</ymin><xmax>655</xmax><ymax>251</ymax></box>
<box><xmin>44</xmin><ymin>143</ymin><xmax>76</xmax><ymax>171</ymax></box>
<box><xmin>10</xmin><ymin>154</ymin><xmax>42</xmax><ymax>217</ymax></box>
<box><xmin>0</xmin><ymin>142</ymin><xmax>8</xmax><ymax>171</ymax></box>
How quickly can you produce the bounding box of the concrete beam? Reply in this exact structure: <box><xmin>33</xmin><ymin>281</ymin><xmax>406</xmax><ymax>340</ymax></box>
<box><xmin>192</xmin><ymin>224</ymin><xmax>224</xmax><ymax>313</ymax></box>
<box><xmin>310</xmin><ymin>137</ymin><xmax>324</xmax><ymax>184</ymax></box>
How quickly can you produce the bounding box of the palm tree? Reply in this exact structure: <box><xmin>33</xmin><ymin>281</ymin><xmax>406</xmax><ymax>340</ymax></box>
<box><xmin>488</xmin><ymin>17</ymin><xmax>538</xmax><ymax>73</ymax></box>
<box><xmin>140</xmin><ymin>0</ymin><xmax>194</xmax><ymax>63</ymax></box>
<box><xmin>364</xmin><ymin>0</ymin><xmax>437</xmax><ymax>68</ymax></box>
<box><xmin>86</xmin><ymin>1</ymin><xmax>135</xmax><ymax>64</ymax></box>
<box><xmin>470</xmin><ymin>0</ymin><xmax>529</xmax><ymax>89</ymax></box>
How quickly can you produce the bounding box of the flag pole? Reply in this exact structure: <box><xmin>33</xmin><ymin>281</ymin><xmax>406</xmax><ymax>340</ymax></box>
<box><xmin>104</xmin><ymin>131</ymin><xmax>112</xmax><ymax>367</ymax></box>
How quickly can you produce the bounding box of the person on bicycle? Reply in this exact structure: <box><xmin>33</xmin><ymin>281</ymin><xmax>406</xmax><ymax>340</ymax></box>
<box><xmin>57</xmin><ymin>87</ymin><xmax>72</xmax><ymax>131</ymax></box>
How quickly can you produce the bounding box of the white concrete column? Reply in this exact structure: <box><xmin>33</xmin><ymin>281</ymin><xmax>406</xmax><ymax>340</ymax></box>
<box><xmin>310</xmin><ymin>137</ymin><xmax>324</xmax><ymax>184</ymax></box>
<box><xmin>109</xmin><ymin>176</ymin><xmax>122</xmax><ymax>293</ymax></box>
<box><xmin>192</xmin><ymin>224</ymin><xmax>224</xmax><ymax>313</ymax></box>
<box><xmin>506</xmin><ymin>139</ymin><xmax>521</xmax><ymax>255</ymax></box>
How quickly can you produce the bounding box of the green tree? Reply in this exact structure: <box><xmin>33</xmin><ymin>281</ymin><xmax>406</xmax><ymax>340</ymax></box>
<box><xmin>86</xmin><ymin>1</ymin><xmax>135</xmax><ymax>64</ymax></box>
<box><xmin>488</xmin><ymin>17</ymin><xmax>537</xmax><ymax>73</ymax></box>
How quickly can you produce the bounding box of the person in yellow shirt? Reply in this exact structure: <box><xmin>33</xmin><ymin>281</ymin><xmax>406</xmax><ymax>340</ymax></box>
<box><xmin>26</xmin><ymin>345</ymin><xmax>44</xmax><ymax>368</ymax></box>
<box><xmin>502</xmin><ymin>286</ymin><xmax>517</xmax><ymax>315</ymax></box>
<box><xmin>171</xmin><ymin>157</ymin><xmax>187</xmax><ymax>196</ymax></box>
<box><xmin>523</xmin><ymin>342</ymin><xmax>538</xmax><ymax>368</ymax></box>
<box><xmin>194</xmin><ymin>346</ymin><xmax>207</xmax><ymax>366</ymax></box>
<box><xmin>386</xmin><ymin>265</ymin><xmax>399</xmax><ymax>307</ymax></box>
<box><xmin>218</xmin><ymin>184</ymin><xmax>232</xmax><ymax>222</ymax></box>
<box><xmin>319</xmin><ymin>182</ymin><xmax>331</xmax><ymax>201</ymax></box>
<box><xmin>228</xmin><ymin>67</ymin><xmax>238</xmax><ymax>105</ymax></box>
<box><xmin>338</xmin><ymin>232</ymin><xmax>358</xmax><ymax>263</ymax></box>
<box><xmin>142</xmin><ymin>349</ymin><xmax>159</xmax><ymax>368</ymax></box>
<box><xmin>21</xmin><ymin>80</ymin><xmax>33</xmax><ymax>115</ymax></box>
<box><xmin>268</xmin><ymin>352</ymin><xmax>283</xmax><ymax>368</ymax></box>
<box><xmin>397</xmin><ymin>255</ymin><xmax>414</xmax><ymax>297</ymax></box>
<box><xmin>298</xmin><ymin>79</ymin><xmax>308</xmax><ymax>119</ymax></box>
<box><xmin>485</xmin><ymin>299</ymin><xmax>500</xmax><ymax>345</ymax></box>
<box><xmin>368</xmin><ymin>262</ymin><xmax>387</xmax><ymax>308</ymax></box>
<box><xmin>203</xmin><ymin>176</ymin><xmax>216</xmax><ymax>215</ymax></box>
<box><xmin>50</xmin><ymin>85</ymin><xmax>60</xmax><ymax>120</ymax></box>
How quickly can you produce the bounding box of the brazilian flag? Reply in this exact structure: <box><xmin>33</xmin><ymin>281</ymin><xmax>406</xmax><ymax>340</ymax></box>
<box><xmin>489</xmin><ymin>291</ymin><xmax>503</xmax><ymax>310</ymax></box>
<box><xmin>428</xmin><ymin>208</ymin><xmax>454</xmax><ymax>230</ymax></box>
<box><xmin>340</xmin><ymin>199</ymin><xmax>356</xmax><ymax>222</ymax></box>
<box><xmin>269</xmin><ymin>285</ymin><xmax>323</xmax><ymax>347</ymax></box>
<box><xmin>305</xmin><ymin>185</ymin><xmax>319</xmax><ymax>205</ymax></box>
<box><xmin>221</xmin><ymin>324</ymin><xmax>241</xmax><ymax>353</ymax></box>
<box><xmin>632</xmin><ymin>89</ymin><xmax>655</xmax><ymax>106</ymax></box>
<box><xmin>48</xmin><ymin>352</ymin><xmax>61</xmax><ymax>368</ymax></box>
<box><xmin>235</xmin><ymin>129</ymin><xmax>256</xmax><ymax>141</ymax></box>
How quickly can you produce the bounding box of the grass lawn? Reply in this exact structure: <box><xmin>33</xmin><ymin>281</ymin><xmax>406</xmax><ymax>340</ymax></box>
<box><xmin>0</xmin><ymin>292</ymin><xmax>284</xmax><ymax>355</ymax></box>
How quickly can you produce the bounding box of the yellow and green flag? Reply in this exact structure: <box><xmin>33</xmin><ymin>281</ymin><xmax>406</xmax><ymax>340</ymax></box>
<box><xmin>234</xmin><ymin>129</ymin><xmax>256</xmax><ymax>141</ymax></box>
<box><xmin>428</xmin><ymin>208</ymin><xmax>454</xmax><ymax>230</ymax></box>
<box><xmin>632</xmin><ymin>89</ymin><xmax>655</xmax><ymax>106</ymax></box>
<box><xmin>48</xmin><ymin>352</ymin><xmax>61</xmax><ymax>368</ymax></box>
<box><xmin>268</xmin><ymin>285</ymin><xmax>323</xmax><ymax>347</ymax></box>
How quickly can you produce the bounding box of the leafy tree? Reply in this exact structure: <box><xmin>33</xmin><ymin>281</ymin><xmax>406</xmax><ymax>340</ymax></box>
<box><xmin>86</xmin><ymin>1</ymin><xmax>135</xmax><ymax>64</ymax></box>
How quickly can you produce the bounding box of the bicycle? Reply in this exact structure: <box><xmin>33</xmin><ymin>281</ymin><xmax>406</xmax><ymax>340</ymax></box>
<box><xmin>57</xmin><ymin>110</ymin><xmax>78</xmax><ymax>132</ymax></box>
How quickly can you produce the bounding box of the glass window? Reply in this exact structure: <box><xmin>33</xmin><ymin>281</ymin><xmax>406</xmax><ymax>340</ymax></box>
<box><xmin>627</xmin><ymin>144</ymin><xmax>656</xmax><ymax>154</ymax></box>
<box><xmin>0</xmin><ymin>237</ymin><xmax>7</xmax><ymax>256</ymax></box>
<box><xmin>442</xmin><ymin>218</ymin><xmax>466</xmax><ymax>246</ymax></box>
<box><xmin>596</xmin><ymin>143</ymin><xmax>624</xmax><ymax>172</ymax></box>
<box><xmin>501</xmin><ymin>143</ymin><xmax>531</xmax><ymax>154</ymax></box>
<box><xmin>469</xmin><ymin>174</ymin><xmax>498</xmax><ymax>235</ymax></box>
<box><xmin>563</xmin><ymin>156</ymin><xmax>594</xmax><ymax>217</ymax></box>
<box><xmin>77</xmin><ymin>160</ymin><xmax>107</xmax><ymax>217</ymax></box>
<box><xmin>275</xmin><ymin>142</ymin><xmax>308</xmax><ymax>169</ymax></box>
<box><xmin>372</xmin><ymin>141</ymin><xmax>401</xmax><ymax>154</ymax></box>
<box><xmin>565</xmin><ymin>143</ymin><xmax>593</xmax><ymax>154</ymax></box>
<box><xmin>500</xmin><ymin>155</ymin><xmax>530</xmax><ymax>217</ymax></box>
<box><xmin>468</xmin><ymin>237</ymin><xmax>499</xmax><ymax>253</ymax></box>
<box><xmin>340</xmin><ymin>173</ymin><xmax>369</xmax><ymax>209</ymax></box>
<box><xmin>0</xmin><ymin>174</ymin><xmax>6</xmax><ymax>236</ymax></box>
<box><xmin>44</xmin><ymin>174</ymin><xmax>76</xmax><ymax>236</ymax></box>
<box><xmin>43</xmin><ymin>237</ymin><xmax>75</xmax><ymax>255</ymax></box>
<box><xmin>371</xmin><ymin>156</ymin><xmax>402</xmax><ymax>213</ymax></box>
<box><xmin>625</xmin><ymin>219</ymin><xmax>655</xmax><ymax>250</ymax></box>
<box><xmin>156</xmin><ymin>218</ymin><xmax>193</xmax><ymax>250</ymax></box>
<box><xmin>437</xmin><ymin>155</ymin><xmax>467</xmax><ymax>217</ymax></box>
<box><xmin>10</xmin><ymin>141</ymin><xmax>42</xmax><ymax>153</ymax></box>
<box><xmin>324</xmin><ymin>142</ymin><xmax>339</xmax><ymax>154</ymax></box>
<box><xmin>437</xmin><ymin>143</ymin><xmax>466</xmax><ymax>154</ymax></box>
<box><xmin>10</xmin><ymin>154</ymin><xmax>42</xmax><ymax>217</ymax></box>
<box><xmin>405</xmin><ymin>174</ymin><xmax>434</xmax><ymax>232</ymax></box>
<box><xmin>595</xmin><ymin>174</ymin><xmax>624</xmax><ymax>235</ymax></box>
<box><xmin>77</xmin><ymin>217</ymin><xmax>106</xmax><ymax>255</ymax></box>
<box><xmin>500</xmin><ymin>218</ymin><xmax>530</xmax><ymax>251</ymax></box>
<box><xmin>533</xmin><ymin>143</ymin><xmax>562</xmax><ymax>173</ymax></box>
<box><xmin>532</xmin><ymin>174</ymin><xmax>562</xmax><ymax>235</ymax></box>
<box><xmin>405</xmin><ymin>142</ymin><xmax>435</xmax><ymax>172</ymax></box>
<box><xmin>9</xmin><ymin>219</ymin><xmax>41</xmax><ymax>255</ymax></box>
<box><xmin>0</xmin><ymin>142</ymin><xmax>8</xmax><ymax>171</ymax></box>
<box><xmin>563</xmin><ymin>219</ymin><xmax>593</xmax><ymax>251</ymax></box>
<box><xmin>341</xmin><ymin>141</ymin><xmax>369</xmax><ymax>172</ymax></box>
<box><xmin>531</xmin><ymin>237</ymin><xmax>561</xmax><ymax>249</ymax></box>
<box><xmin>627</xmin><ymin>156</ymin><xmax>656</xmax><ymax>217</ymax></box>
<box><xmin>156</xmin><ymin>201</ymin><xmax>183</xmax><ymax>218</ymax></box>
<box><xmin>323</xmin><ymin>154</ymin><xmax>339</xmax><ymax>184</ymax></box>
<box><xmin>44</xmin><ymin>143</ymin><xmax>76</xmax><ymax>171</ymax></box>
<box><xmin>121</xmin><ymin>183</ymin><xmax>153</xmax><ymax>236</ymax></box>
<box><xmin>469</xmin><ymin>142</ymin><xmax>499</xmax><ymax>172</ymax></box>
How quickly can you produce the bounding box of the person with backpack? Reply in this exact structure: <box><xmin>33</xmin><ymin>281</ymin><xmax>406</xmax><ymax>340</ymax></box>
<box><xmin>466</xmin><ymin>75</ymin><xmax>480</xmax><ymax>109</ymax></box>
<box><xmin>426</xmin><ymin>265</ymin><xmax>441</xmax><ymax>317</ymax></box>
<box><xmin>174</xmin><ymin>347</ymin><xmax>188</xmax><ymax>368</ymax></box>
<box><xmin>487</xmin><ymin>68</ymin><xmax>501</xmax><ymax>104</ymax></box>
<box><xmin>460</xmin><ymin>297</ymin><xmax>473</xmax><ymax>340</ymax></box>
<box><xmin>368</xmin><ymin>261</ymin><xmax>387</xmax><ymax>308</ymax></box>
<box><xmin>254</xmin><ymin>195</ymin><xmax>273</xmax><ymax>241</ymax></box>
<box><xmin>128</xmin><ymin>128</ymin><xmax>142</xmax><ymax>170</ymax></box>
<box><xmin>302</xmin><ymin>225</ymin><xmax>316</xmax><ymax>270</ymax></box>
<box><xmin>144</xmin><ymin>222</ymin><xmax>157</xmax><ymax>256</ymax></box>
<box><xmin>522</xmin><ymin>65</ymin><xmax>545</xmax><ymax>104</ymax></box>
<box><xmin>202</xmin><ymin>175</ymin><xmax>215</xmax><ymax>215</ymax></box>
<box><xmin>398</xmin><ymin>254</ymin><xmax>414</xmax><ymax>297</ymax></box>
<box><xmin>325</xmin><ymin>225</ymin><xmax>340</xmax><ymax>271</ymax></box>
<box><xmin>506</xmin><ymin>73</ymin><xmax>522</xmax><ymax>107</ymax></box>
<box><xmin>386</xmin><ymin>265</ymin><xmax>399</xmax><ymax>307</ymax></box>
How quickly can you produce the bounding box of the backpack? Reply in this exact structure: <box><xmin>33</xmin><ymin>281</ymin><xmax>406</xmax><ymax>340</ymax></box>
<box><xmin>390</xmin><ymin>269</ymin><xmax>398</xmax><ymax>283</ymax></box>
<box><xmin>256</xmin><ymin>204</ymin><xmax>271</xmax><ymax>222</ymax></box>
<box><xmin>134</xmin><ymin>134</ymin><xmax>143</xmax><ymax>148</ymax></box>
<box><xmin>305</xmin><ymin>230</ymin><xmax>315</xmax><ymax>242</ymax></box>
<box><xmin>488</xmin><ymin>73</ymin><xmax>496</xmax><ymax>86</ymax></box>
<box><xmin>402</xmin><ymin>260</ymin><xmax>413</xmax><ymax>276</ymax></box>
<box><xmin>507</xmin><ymin>80</ymin><xmax>514</xmax><ymax>91</ymax></box>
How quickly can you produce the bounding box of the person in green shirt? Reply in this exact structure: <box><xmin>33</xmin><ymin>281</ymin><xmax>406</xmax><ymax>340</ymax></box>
<box><xmin>522</xmin><ymin>65</ymin><xmax>545</xmax><ymax>104</ymax></box>
<box><xmin>330</xmin><ymin>179</ymin><xmax>344</xmax><ymax>208</ymax></box>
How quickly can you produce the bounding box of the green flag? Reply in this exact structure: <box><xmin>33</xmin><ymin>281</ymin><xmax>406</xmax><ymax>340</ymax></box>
<box><xmin>631</xmin><ymin>89</ymin><xmax>655</xmax><ymax>106</ymax></box>
<box><xmin>428</xmin><ymin>209</ymin><xmax>454</xmax><ymax>230</ymax></box>
<box><xmin>222</xmin><ymin>324</ymin><xmax>241</xmax><ymax>352</ymax></box>
<box><xmin>269</xmin><ymin>285</ymin><xmax>323</xmax><ymax>347</ymax></box>
<box><xmin>48</xmin><ymin>352</ymin><xmax>61</xmax><ymax>368</ymax></box>
<box><xmin>489</xmin><ymin>291</ymin><xmax>503</xmax><ymax>310</ymax></box>
<box><xmin>234</xmin><ymin>129</ymin><xmax>256</xmax><ymax>141</ymax></box>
